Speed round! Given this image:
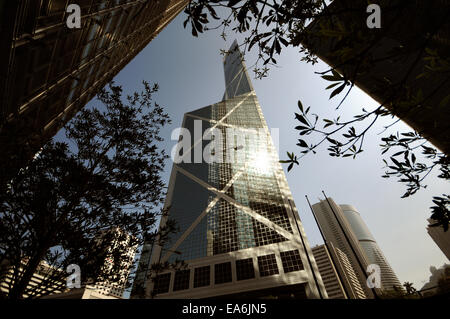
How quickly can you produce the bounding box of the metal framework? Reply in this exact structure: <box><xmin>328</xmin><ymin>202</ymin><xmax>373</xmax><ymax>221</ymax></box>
<box><xmin>132</xmin><ymin>42</ymin><xmax>328</xmax><ymax>299</ymax></box>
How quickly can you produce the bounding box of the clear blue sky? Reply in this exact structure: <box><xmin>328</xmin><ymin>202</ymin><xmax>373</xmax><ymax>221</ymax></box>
<box><xmin>60</xmin><ymin>12</ymin><xmax>448</xmax><ymax>292</ymax></box>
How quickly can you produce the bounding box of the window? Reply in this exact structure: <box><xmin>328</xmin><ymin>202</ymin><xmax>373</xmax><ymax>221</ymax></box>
<box><xmin>280</xmin><ymin>250</ymin><xmax>304</xmax><ymax>273</ymax></box>
<box><xmin>173</xmin><ymin>269</ymin><xmax>190</xmax><ymax>291</ymax></box>
<box><xmin>236</xmin><ymin>258</ymin><xmax>255</xmax><ymax>281</ymax></box>
<box><xmin>214</xmin><ymin>262</ymin><xmax>232</xmax><ymax>284</ymax></box>
<box><xmin>153</xmin><ymin>273</ymin><xmax>171</xmax><ymax>294</ymax></box>
<box><xmin>194</xmin><ymin>266</ymin><xmax>210</xmax><ymax>288</ymax></box>
<box><xmin>257</xmin><ymin>254</ymin><xmax>279</xmax><ymax>277</ymax></box>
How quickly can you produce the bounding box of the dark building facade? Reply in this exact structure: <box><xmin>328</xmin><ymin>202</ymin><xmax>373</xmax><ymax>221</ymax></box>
<box><xmin>0</xmin><ymin>0</ymin><xmax>188</xmax><ymax>186</ymax></box>
<box><xmin>132</xmin><ymin>41</ymin><xmax>327</xmax><ymax>299</ymax></box>
<box><xmin>305</xmin><ymin>0</ymin><xmax>450</xmax><ymax>155</ymax></box>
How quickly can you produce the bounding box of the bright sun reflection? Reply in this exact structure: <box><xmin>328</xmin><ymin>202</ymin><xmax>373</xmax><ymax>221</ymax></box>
<box><xmin>250</xmin><ymin>151</ymin><xmax>271</xmax><ymax>173</ymax></box>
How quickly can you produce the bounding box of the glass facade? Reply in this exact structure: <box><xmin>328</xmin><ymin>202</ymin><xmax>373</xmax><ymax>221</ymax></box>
<box><xmin>162</xmin><ymin>44</ymin><xmax>294</xmax><ymax>262</ymax></box>
<box><xmin>0</xmin><ymin>0</ymin><xmax>189</xmax><ymax>189</ymax></box>
<box><xmin>236</xmin><ymin>258</ymin><xmax>255</xmax><ymax>281</ymax></box>
<box><xmin>340</xmin><ymin>205</ymin><xmax>402</xmax><ymax>291</ymax></box>
<box><xmin>133</xmin><ymin>40</ymin><xmax>326</xmax><ymax>299</ymax></box>
<box><xmin>193</xmin><ymin>266</ymin><xmax>210</xmax><ymax>288</ymax></box>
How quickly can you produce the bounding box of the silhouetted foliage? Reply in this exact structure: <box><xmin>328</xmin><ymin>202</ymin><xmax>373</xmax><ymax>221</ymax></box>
<box><xmin>183</xmin><ymin>0</ymin><xmax>450</xmax><ymax>231</ymax></box>
<box><xmin>0</xmin><ymin>81</ymin><xmax>174</xmax><ymax>299</ymax></box>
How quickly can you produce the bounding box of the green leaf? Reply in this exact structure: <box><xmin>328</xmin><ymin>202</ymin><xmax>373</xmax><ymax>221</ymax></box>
<box><xmin>321</xmin><ymin>75</ymin><xmax>341</xmax><ymax>81</ymax></box>
<box><xmin>401</xmin><ymin>132</ymin><xmax>415</xmax><ymax>137</ymax></box>
<box><xmin>326</xmin><ymin>82</ymin><xmax>340</xmax><ymax>90</ymax></box>
<box><xmin>295</xmin><ymin>113</ymin><xmax>309</xmax><ymax>126</ymax></box>
<box><xmin>296</xmin><ymin>139</ymin><xmax>308</xmax><ymax>148</ymax></box>
<box><xmin>329</xmin><ymin>83</ymin><xmax>346</xmax><ymax>99</ymax></box>
<box><xmin>305</xmin><ymin>106</ymin><xmax>310</xmax><ymax>114</ymax></box>
<box><xmin>391</xmin><ymin>157</ymin><xmax>402</xmax><ymax>167</ymax></box>
<box><xmin>326</xmin><ymin>137</ymin><xmax>338</xmax><ymax>145</ymax></box>
<box><xmin>331</xmin><ymin>69</ymin><xmax>341</xmax><ymax>78</ymax></box>
<box><xmin>297</xmin><ymin>100</ymin><xmax>304</xmax><ymax>112</ymax></box>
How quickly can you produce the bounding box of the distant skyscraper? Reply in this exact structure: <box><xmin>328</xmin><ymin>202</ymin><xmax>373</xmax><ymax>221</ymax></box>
<box><xmin>312</xmin><ymin>198</ymin><xmax>402</xmax><ymax>296</ymax></box>
<box><xmin>0</xmin><ymin>259</ymin><xmax>65</xmax><ymax>298</ymax></box>
<box><xmin>132</xmin><ymin>41</ymin><xmax>327</xmax><ymax>299</ymax></box>
<box><xmin>427</xmin><ymin>218</ymin><xmax>450</xmax><ymax>260</ymax></box>
<box><xmin>340</xmin><ymin>204</ymin><xmax>402</xmax><ymax>291</ymax></box>
<box><xmin>0</xmin><ymin>0</ymin><xmax>188</xmax><ymax>187</ymax></box>
<box><xmin>44</xmin><ymin>227</ymin><xmax>137</xmax><ymax>299</ymax></box>
<box><xmin>91</xmin><ymin>228</ymin><xmax>137</xmax><ymax>298</ymax></box>
<box><xmin>312</xmin><ymin>243</ymin><xmax>366</xmax><ymax>299</ymax></box>
<box><xmin>311</xmin><ymin>244</ymin><xmax>346</xmax><ymax>299</ymax></box>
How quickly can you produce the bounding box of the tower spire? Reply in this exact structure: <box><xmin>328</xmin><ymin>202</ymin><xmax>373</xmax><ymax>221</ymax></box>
<box><xmin>223</xmin><ymin>40</ymin><xmax>254</xmax><ymax>100</ymax></box>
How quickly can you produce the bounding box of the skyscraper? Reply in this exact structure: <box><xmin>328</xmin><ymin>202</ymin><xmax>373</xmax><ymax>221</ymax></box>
<box><xmin>91</xmin><ymin>227</ymin><xmax>137</xmax><ymax>298</ymax></box>
<box><xmin>132</xmin><ymin>41</ymin><xmax>327</xmax><ymax>299</ymax></box>
<box><xmin>340</xmin><ymin>204</ymin><xmax>403</xmax><ymax>291</ymax></box>
<box><xmin>312</xmin><ymin>243</ymin><xmax>366</xmax><ymax>299</ymax></box>
<box><xmin>312</xmin><ymin>198</ymin><xmax>402</xmax><ymax>297</ymax></box>
<box><xmin>0</xmin><ymin>0</ymin><xmax>188</xmax><ymax>188</ymax></box>
<box><xmin>311</xmin><ymin>244</ymin><xmax>346</xmax><ymax>299</ymax></box>
<box><xmin>427</xmin><ymin>218</ymin><xmax>450</xmax><ymax>260</ymax></box>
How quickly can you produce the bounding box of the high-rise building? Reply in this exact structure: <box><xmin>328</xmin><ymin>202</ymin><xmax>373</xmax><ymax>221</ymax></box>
<box><xmin>427</xmin><ymin>218</ymin><xmax>450</xmax><ymax>260</ymax></box>
<box><xmin>311</xmin><ymin>244</ymin><xmax>346</xmax><ymax>299</ymax></box>
<box><xmin>312</xmin><ymin>198</ymin><xmax>402</xmax><ymax>297</ymax></box>
<box><xmin>43</xmin><ymin>227</ymin><xmax>137</xmax><ymax>299</ymax></box>
<box><xmin>0</xmin><ymin>0</ymin><xmax>188</xmax><ymax>188</ymax></box>
<box><xmin>132</xmin><ymin>41</ymin><xmax>327</xmax><ymax>299</ymax></box>
<box><xmin>312</xmin><ymin>243</ymin><xmax>366</xmax><ymax>299</ymax></box>
<box><xmin>90</xmin><ymin>227</ymin><xmax>137</xmax><ymax>298</ymax></box>
<box><xmin>340</xmin><ymin>204</ymin><xmax>402</xmax><ymax>291</ymax></box>
<box><xmin>0</xmin><ymin>259</ymin><xmax>66</xmax><ymax>298</ymax></box>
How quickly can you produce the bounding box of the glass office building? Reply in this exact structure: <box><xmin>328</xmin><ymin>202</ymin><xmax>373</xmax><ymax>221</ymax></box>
<box><xmin>0</xmin><ymin>0</ymin><xmax>188</xmax><ymax>188</ymax></box>
<box><xmin>132</xmin><ymin>41</ymin><xmax>327</xmax><ymax>299</ymax></box>
<box><xmin>312</xmin><ymin>198</ymin><xmax>402</xmax><ymax>297</ymax></box>
<box><xmin>340</xmin><ymin>205</ymin><xmax>402</xmax><ymax>292</ymax></box>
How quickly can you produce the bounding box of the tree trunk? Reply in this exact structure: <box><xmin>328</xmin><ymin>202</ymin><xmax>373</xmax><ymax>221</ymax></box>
<box><xmin>7</xmin><ymin>246</ymin><xmax>50</xmax><ymax>299</ymax></box>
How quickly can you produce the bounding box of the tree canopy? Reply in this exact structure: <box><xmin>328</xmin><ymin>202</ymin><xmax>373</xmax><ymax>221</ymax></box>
<box><xmin>182</xmin><ymin>0</ymin><xmax>450</xmax><ymax>231</ymax></box>
<box><xmin>0</xmin><ymin>81</ymin><xmax>174</xmax><ymax>299</ymax></box>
